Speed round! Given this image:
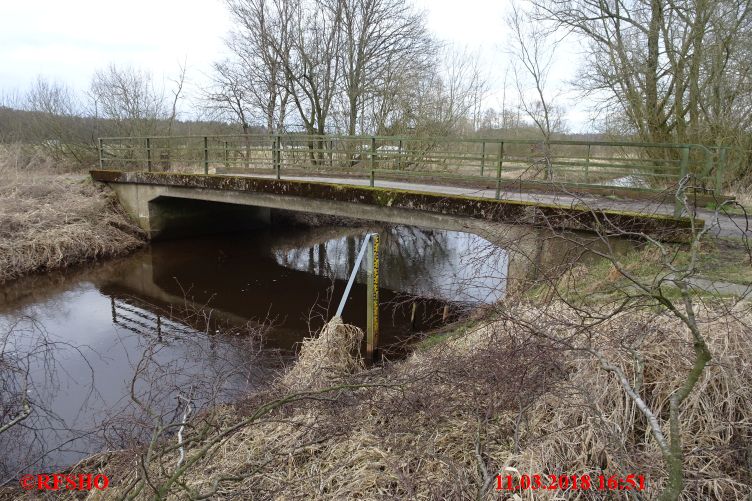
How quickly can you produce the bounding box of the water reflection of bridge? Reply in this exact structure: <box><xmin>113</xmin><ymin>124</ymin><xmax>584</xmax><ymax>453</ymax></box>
<box><xmin>110</xmin><ymin>296</ymin><xmax>196</xmax><ymax>341</ymax></box>
<box><xmin>96</xmin><ymin>227</ymin><xmax>464</xmax><ymax>350</ymax></box>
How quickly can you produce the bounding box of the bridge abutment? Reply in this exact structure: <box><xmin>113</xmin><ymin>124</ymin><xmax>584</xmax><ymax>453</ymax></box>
<box><xmin>110</xmin><ymin>183</ymin><xmax>271</xmax><ymax>240</ymax></box>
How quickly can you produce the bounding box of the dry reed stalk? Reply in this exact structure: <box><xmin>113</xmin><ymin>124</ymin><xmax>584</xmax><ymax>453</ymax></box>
<box><xmin>0</xmin><ymin>152</ymin><xmax>145</xmax><ymax>282</ymax></box>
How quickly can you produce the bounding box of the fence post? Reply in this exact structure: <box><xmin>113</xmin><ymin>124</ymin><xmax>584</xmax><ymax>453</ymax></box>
<box><xmin>275</xmin><ymin>135</ymin><xmax>281</xmax><ymax>179</ymax></box>
<box><xmin>224</xmin><ymin>141</ymin><xmax>229</xmax><ymax>169</ymax></box>
<box><xmin>329</xmin><ymin>139</ymin><xmax>333</xmax><ymax>167</ymax></box>
<box><xmin>480</xmin><ymin>140</ymin><xmax>486</xmax><ymax>176</ymax></box>
<box><xmin>98</xmin><ymin>138</ymin><xmax>104</xmax><ymax>169</ymax></box>
<box><xmin>370</xmin><ymin>169</ymin><xmax>375</xmax><ymax>187</ymax></box>
<box><xmin>674</xmin><ymin>146</ymin><xmax>690</xmax><ymax>217</ymax></box>
<box><xmin>146</xmin><ymin>137</ymin><xmax>152</xmax><ymax>172</ymax></box>
<box><xmin>203</xmin><ymin>136</ymin><xmax>209</xmax><ymax>175</ymax></box>
<box><xmin>495</xmin><ymin>141</ymin><xmax>504</xmax><ymax>199</ymax></box>
<box><xmin>370</xmin><ymin>136</ymin><xmax>376</xmax><ymax>173</ymax></box>
<box><xmin>366</xmin><ymin>234</ymin><xmax>380</xmax><ymax>360</ymax></box>
<box><xmin>716</xmin><ymin>147</ymin><xmax>727</xmax><ymax>194</ymax></box>
<box><xmin>584</xmin><ymin>144</ymin><xmax>591</xmax><ymax>184</ymax></box>
<box><xmin>398</xmin><ymin>139</ymin><xmax>403</xmax><ymax>170</ymax></box>
<box><xmin>272</xmin><ymin>135</ymin><xmax>279</xmax><ymax>173</ymax></box>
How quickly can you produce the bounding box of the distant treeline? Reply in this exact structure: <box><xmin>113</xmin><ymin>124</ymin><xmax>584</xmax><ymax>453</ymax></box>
<box><xmin>0</xmin><ymin>104</ymin><xmax>610</xmax><ymax>170</ymax></box>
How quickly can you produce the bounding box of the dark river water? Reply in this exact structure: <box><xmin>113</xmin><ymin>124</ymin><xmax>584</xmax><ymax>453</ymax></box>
<box><xmin>0</xmin><ymin>224</ymin><xmax>507</xmax><ymax>480</ymax></box>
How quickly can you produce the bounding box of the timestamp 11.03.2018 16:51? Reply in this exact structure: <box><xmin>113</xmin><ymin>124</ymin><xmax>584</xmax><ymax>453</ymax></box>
<box><xmin>496</xmin><ymin>474</ymin><xmax>646</xmax><ymax>492</ymax></box>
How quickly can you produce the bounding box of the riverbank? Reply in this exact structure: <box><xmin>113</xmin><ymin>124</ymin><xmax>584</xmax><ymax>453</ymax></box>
<box><xmin>0</xmin><ymin>161</ymin><xmax>146</xmax><ymax>283</ymax></box>
<box><xmin>67</xmin><ymin>297</ymin><xmax>750</xmax><ymax>500</ymax></box>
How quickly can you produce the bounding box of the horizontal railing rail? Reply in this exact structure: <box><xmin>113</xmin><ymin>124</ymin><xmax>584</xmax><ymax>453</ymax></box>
<box><xmin>97</xmin><ymin>134</ymin><xmax>728</xmax><ymax>204</ymax></box>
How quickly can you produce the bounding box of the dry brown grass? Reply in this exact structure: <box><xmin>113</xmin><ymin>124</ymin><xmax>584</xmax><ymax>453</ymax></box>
<box><xmin>81</xmin><ymin>300</ymin><xmax>751</xmax><ymax>500</ymax></box>
<box><xmin>730</xmin><ymin>182</ymin><xmax>752</xmax><ymax>208</ymax></box>
<box><xmin>0</xmin><ymin>145</ymin><xmax>146</xmax><ymax>283</ymax></box>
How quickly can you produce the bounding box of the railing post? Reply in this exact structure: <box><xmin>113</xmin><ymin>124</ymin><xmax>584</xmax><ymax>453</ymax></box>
<box><xmin>716</xmin><ymin>147</ymin><xmax>727</xmax><ymax>194</ymax></box>
<box><xmin>146</xmin><ymin>137</ymin><xmax>152</xmax><ymax>172</ymax></box>
<box><xmin>98</xmin><ymin>138</ymin><xmax>104</xmax><ymax>169</ymax></box>
<box><xmin>274</xmin><ymin>135</ymin><xmax>281</xmax><ymax>179</ymax></box>
<box><xmin>480</xmin><ymin>140</ymin><xmax>486</xmax><ymax>176</ymax></box>
<box><xmin>203</xmin><ymin>136</ymin><xmax>209</xmax><ymax>175</ymax></box>
<box><xmin>495</xmin><ymin>141</ymin><xmax>504</xmax><ymax>199</ymax></box>
<box><xmin>674</xmin><ymin>145</ymin><xmax>690</xmax><ymax>217</ymax></box>
<box><xmin>584</xmin><ymin>144</ymin><xmax>591</xmax><ymax>184</ymax></box>
<box><xmin>370</xmin><ymin>136</ymin><xmax>376</xmax><ymax>172</ymax></box>
<box><xmin>366</xmin><ymin>233</ymin><xmax>380</xmax><ymax>360</ymax></box>
<box><xmin>271</xmin><ymin>135</ymin><xmax>276</xmax><ymax>172</ymax></box>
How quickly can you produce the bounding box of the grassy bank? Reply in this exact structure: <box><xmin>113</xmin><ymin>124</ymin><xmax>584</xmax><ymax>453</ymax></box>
<box><xmin>0</xmin><ymin>146</ymin><xmax>146</xmax><ymax>283</ymax></box>
<box><xmin>65</xmin><ymin>296</ymin><xmax>751</xmax><ymax>500</ymax></box>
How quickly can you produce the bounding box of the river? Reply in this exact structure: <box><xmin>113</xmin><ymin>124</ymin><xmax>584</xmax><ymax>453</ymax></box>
<box><xmin>0</xmin><ymin>223</ymin><xmax>507</xmax><ymax>480</ymax></box>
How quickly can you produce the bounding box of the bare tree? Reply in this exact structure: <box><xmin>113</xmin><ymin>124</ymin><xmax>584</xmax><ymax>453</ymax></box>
<box><xmin>337</xmin><ymin>0</ymin><xmax>433</xmax><ymax>135</ymax></box>
<box><xmin>385</xmin><ymin>45</ymin><xmax>487</xmax><ymax>137</ymax></box>
<box><xmin>532</xmin><ymin>0</ymin><xmax>752</xmax><ymax>181</ymax></box>
<box><xmin>89</xmin><ymin>64</ymin><xmax>168</xmax><ymax>138</ymax></box>
<box><xmin>22</xmin><ymin>77</ymin><xmax>95</xmax><ymax>164</ymax></box>
<box><xmin>220</xmin><ymin>0</ymin><xmax>292</xmax><ymax>133</ymax></box>
<box><xmin>166</xmin><ymin>59</ymin><xmax>188</xmax><ymax>138</ymax></box>
<box><xmin>507</xmin><ymin>1</ymin><xmax>564</xmax><ymax>179</ymax></box>
<box><xmin>219</xmin><ymin>0</ymin><xmax>439</xmax><ymax>140</ymax></box>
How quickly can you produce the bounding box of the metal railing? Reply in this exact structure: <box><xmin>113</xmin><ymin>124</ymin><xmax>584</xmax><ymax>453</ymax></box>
<box><xmin>97</xmin><ymin>133</ymin><xmax>728</xmax><ymax>198</ymax></box>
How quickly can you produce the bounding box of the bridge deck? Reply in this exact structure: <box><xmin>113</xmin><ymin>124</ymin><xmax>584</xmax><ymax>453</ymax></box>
<box><xmin>247</xmin><ymin>172</ymin><xmax>748</xmax><ymax>238</ymax></box>
<box><xmin>91</xmin><ymin>170</ymin><xmax>734</xmax><ymax>243</ymax></box>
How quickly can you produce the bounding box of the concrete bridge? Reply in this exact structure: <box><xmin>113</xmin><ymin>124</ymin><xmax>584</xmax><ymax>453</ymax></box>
<box><xmin>91</xmin><ymin>170</ymin><xmax>699</xmax><ymax>244</ymax></box>
<box><xmin>90</xmin><ymin>168</ymin><xmax>714</xmax><ymax>298</ymax></box>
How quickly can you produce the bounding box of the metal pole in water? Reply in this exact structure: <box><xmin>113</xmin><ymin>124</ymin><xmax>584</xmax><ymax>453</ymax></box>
<box><xmin>366</xmin><ymin>233</ymin><xmax>380</xmax><ymax>359</ymax></box>
<box><xmin>334</xmin><ymin>232</ymin><xmax>380</xmax><ymax>360</ymax></box>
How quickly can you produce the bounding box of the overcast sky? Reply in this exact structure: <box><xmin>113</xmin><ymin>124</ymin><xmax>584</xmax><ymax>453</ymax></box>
<box><xmin>0</xmin><ymin>0</ymin><xmax>592</xmax><ymax>130</ymax></box>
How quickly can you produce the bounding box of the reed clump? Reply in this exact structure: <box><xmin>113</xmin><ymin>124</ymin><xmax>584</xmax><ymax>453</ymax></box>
<box><xmin>0</xmin><ymin>146</ymin><xmax>145</xmax><ymax>282</ymax></box>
